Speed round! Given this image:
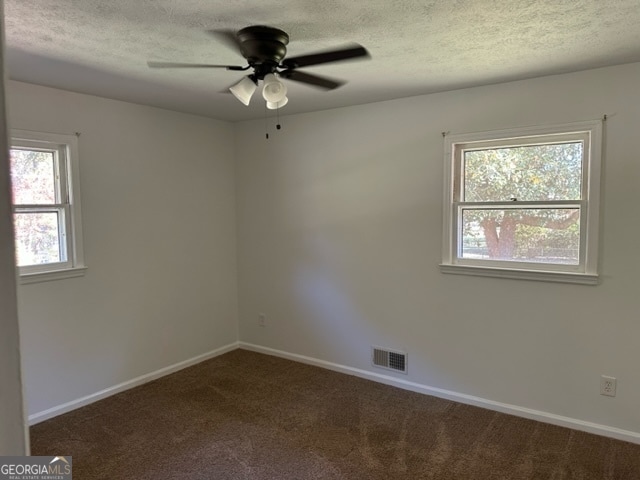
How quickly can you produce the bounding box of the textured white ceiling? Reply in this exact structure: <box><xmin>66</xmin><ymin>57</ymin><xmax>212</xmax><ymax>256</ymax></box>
<box><xmin>5</xmin><ymin>0</ymin><xmax>640</xmax><ymax>122</ymax></box>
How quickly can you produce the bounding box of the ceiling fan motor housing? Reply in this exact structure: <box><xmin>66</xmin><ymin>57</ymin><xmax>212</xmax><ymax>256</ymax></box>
<box><xmin>237</xmin><ymin>26</ymin><xmax>289</xmax><ymax>78</ymax></box>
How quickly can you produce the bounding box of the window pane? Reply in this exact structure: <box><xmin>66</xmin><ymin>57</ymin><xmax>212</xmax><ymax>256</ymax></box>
<box><xmin>463</xmin><ymin>142</ymin><xmax>583</xmax><ymax>202</ymax></box>
<box><xmin>14</xmin><ymin>212</ymin><xmax>62</xmax><ymax>266</ymax></box>
<box><xmin>10</xmin><ymin>148</ymin><xmax>57</xmax><ymax>204</ymax></box>
<box><xmin>461</xmin><ymin>208</ymin><xmax>580</xmax><ymax>265</ymax></box>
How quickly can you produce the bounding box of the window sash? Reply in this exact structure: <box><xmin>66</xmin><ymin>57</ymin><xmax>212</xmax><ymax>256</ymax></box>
<box><xmin>10</xmin><ymin>143</ymin><xmax>67</xmax><ymax>206</ymax></box>
<box><xmin>454</xmin><ymin>203</ymin><xmax>585</xmax><ymax>272</ymax></box>
<box><xmin>13</xmin><ymin>205</ymin><xmax>72</xmax><ymax>272</ymax></box>
<box><xmin>453</xmin><ymin>132</ymin><xmax>590</xmax><ymax>204</ymax></box>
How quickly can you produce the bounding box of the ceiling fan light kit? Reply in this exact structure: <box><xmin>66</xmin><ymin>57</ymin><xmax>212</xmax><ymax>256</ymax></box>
<box><xmin>261</xmin><ymin>73</ymin><xmax>287</xmax><ymax>103</ymax></box>
<box><xmin>266</xmin><ymin>97</ymin><xmax>288</xmax><ymax>110</ymax></box>
<box><xmin>229</xmin><ymin>76</ymin><xmax>258</xmax><ymax>106</ymax></box>
<box><xmin>148</xmin><ymin>25</ymin><xmax>370</xmax><ymax>110</ymax></box>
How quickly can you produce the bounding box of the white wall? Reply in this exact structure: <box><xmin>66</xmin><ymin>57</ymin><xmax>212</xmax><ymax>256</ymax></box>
<box><xmin>236</xmin><ymin>63</ymin><xmax>640</xmax><ymax>437</ymax></box>
<box><xmin>0</xmin><ymin>2</ymin><xmax>28</xmax><ymax>453</ymax></box>
<box><xmin>9</xmin><ymin>61</ymin><xmax>640</xmax><ymax>441</ymax></box>
<box><xmin>8</xmin><ymin>81</ymin><xmax>238</xmax><ymax>417</ymax></box>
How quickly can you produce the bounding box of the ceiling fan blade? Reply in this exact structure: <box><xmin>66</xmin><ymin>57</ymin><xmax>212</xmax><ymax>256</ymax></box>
<box><xmin>281</xmin><ymin>44</ymin><xmax>369</xmax><ymax>69</ymax></box>
<box><xmin>207</xmin><ymin>29</ymin><xmax>244</xmax><ymax>56</ymax></box>
<box><xmin>280</xmin><ymin>70</ymin><xmax>345</xmax><ymax>90</ymax></box>
<box><xmin>147</xmin><ymin>61</ymin><xmax>247</xmax><ymax>70</ymax></box>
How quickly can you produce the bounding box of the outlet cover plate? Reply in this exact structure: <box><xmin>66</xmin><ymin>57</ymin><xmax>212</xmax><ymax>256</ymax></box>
<box><xmin>600</xmin><ymin>375</ymin><xmax>617</xmax><ymax>397</ymax></box>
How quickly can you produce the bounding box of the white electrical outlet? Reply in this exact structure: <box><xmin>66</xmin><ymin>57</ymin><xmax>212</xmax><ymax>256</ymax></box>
<box><xmin>600</xmin><ymin>375</ymin><xmax>617</xmax><ymax>397</ymax></box>
<box><xmin>258</xmin><ymin>313</ymin><xmax>267</xmax><ymax>327</ymax></box>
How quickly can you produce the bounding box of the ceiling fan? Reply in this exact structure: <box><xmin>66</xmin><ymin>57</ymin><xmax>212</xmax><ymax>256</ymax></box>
<box><xmin>148</xmin><ymin>25</ymin><xmax>370</xmax><ymax>109</ymax></box>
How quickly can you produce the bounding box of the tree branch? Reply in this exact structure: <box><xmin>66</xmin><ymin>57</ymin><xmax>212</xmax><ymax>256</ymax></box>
<box><xmin>517</xmin><ymin>210</ymin><xmax>579</xmax><ymax>229</ymax></box>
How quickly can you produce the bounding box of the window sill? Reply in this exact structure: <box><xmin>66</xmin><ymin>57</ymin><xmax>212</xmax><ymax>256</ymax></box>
<box><xmin>19</xmin><ymin>266</ymin><xmax>87</xmax><ymax>285</ymax></box>
<box><xmin>439</xmin><ymin>264</ymin><xmax>598</xmax><ymax>285</ymax></box>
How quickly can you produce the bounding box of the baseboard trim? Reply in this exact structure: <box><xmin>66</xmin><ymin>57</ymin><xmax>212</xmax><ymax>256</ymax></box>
<box><xmin>29</xmin><ymin>341</ymin><xmax>240</xmax><ymax>425</ymax></box>
<box><xmin>29</xmin><ymin>340</ymin><xmax>640</xmax><ymax>445</ymax></box>
<box><xmin>239</xmin><ymin>342</ymin><xmax>640</xmax><ymax>445</ymax></box>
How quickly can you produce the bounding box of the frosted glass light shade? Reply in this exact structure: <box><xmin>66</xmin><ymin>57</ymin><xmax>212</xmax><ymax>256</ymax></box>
<box><xmin>266</xmin><ymin>96</ymin><xmax>289</xmax><ymax>110</ymax></box>
<box><xmin>229</xmin><ymin>76</ymin><xmax>257</xmax><ymax>106</ymax></box>
<box><xmin>262</xmin><ymin>74</ymin><xmax>287</xmax><ymax>103</ymax></box>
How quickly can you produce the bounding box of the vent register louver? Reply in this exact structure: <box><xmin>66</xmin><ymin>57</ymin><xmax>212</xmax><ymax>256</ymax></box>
<box><xmin>372</xmin><ymin>347</ymin><xmax>407</xmax><ymax>374</ymax></box>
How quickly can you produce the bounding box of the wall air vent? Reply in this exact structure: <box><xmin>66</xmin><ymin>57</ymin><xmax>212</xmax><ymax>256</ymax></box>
<box><xmin>372</xmin><ymin>346</ymin><xmax>407</xmax><ymax>374</ymax></box>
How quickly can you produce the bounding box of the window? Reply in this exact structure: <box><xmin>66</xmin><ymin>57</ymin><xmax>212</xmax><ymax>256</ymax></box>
<box><xmin>10</xmin><ymin>130</ymin><xmax>85</xmax><ymax>283</ymax></box>
<box><xmin>441</xmin><ymin>120</ymin><xmax>602</xmax><ymax>284</ymax></box>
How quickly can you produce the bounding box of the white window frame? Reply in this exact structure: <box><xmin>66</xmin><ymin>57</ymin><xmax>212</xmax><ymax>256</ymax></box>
<box><xmin>10</xmin><ymin>130</ymin><xmax>86</xmax><ymax>284</ymax></box>
<box><xmin>440</xmin><ymin>120</ymin><xmax>602</xmax><ymax>285</ymax></box>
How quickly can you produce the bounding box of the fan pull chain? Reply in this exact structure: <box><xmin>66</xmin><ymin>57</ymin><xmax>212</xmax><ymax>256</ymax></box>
<box><xmin>264</xmin><ymin>104</ymin><xmax>284</xmax><ymax>139</ymax></box>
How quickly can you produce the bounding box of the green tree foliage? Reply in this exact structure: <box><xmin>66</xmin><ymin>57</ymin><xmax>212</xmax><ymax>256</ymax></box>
<box><xmin>462</xmin><ymin>143</ymin><xmax>582</xmax><ymax>262</ymax></box>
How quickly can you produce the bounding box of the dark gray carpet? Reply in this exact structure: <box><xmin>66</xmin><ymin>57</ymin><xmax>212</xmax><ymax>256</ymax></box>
<box><xmin>30</xmin><ymin>349</ymin><xmax>640</xmax><ymax>479</ymax></box>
